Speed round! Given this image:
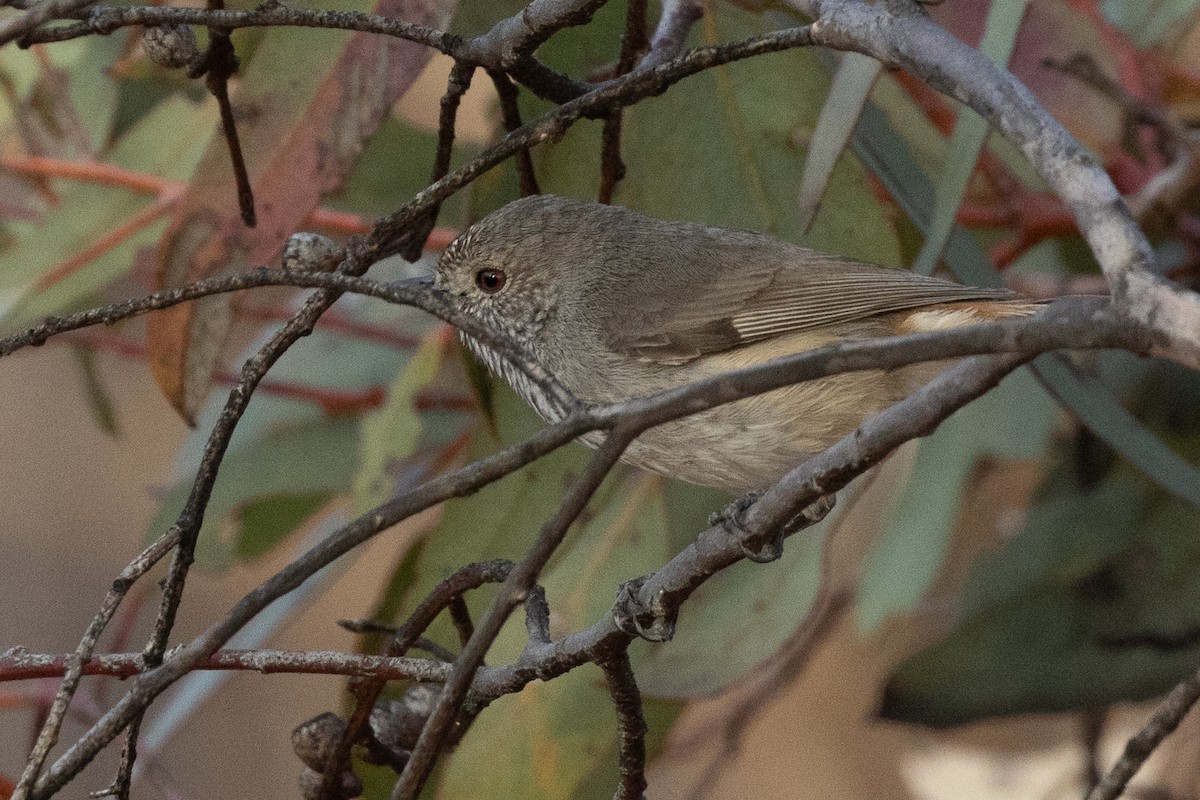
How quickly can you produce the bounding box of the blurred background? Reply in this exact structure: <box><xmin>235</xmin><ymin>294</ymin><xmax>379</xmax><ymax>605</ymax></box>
<box><xmin>6</xmin><ymin>1</ymin><xmax>1200</xmax><ymax>798</ymax></box>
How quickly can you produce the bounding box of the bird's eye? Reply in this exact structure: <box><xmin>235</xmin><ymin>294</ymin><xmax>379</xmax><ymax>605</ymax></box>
<box><xmin>475</xmin><ymin>269</ymin><xmax>507</xmax><ymax>294</ymax></box>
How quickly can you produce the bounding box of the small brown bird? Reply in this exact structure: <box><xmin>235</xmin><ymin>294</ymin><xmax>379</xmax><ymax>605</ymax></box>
<box><xmin>435</xmin><ymin>195</ymin><xmax>1037</xmax><ymax>493</ymax></box>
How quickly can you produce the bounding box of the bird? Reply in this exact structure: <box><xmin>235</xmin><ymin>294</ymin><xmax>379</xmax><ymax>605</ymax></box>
<box><xmin>433</xmin><ymin>194</ymin><xmax>1038</xmax><ymax>494</ymax></box>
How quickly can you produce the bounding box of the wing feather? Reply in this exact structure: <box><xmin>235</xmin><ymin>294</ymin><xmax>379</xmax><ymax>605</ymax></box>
<box><xmin>605</xmin><ymin>239</ymin><xmax>1015</xmax><ymax>364</ymax></box>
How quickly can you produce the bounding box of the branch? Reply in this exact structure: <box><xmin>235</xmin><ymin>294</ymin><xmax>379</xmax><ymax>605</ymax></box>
<box><xmin>641</xmin><ymin>0</ymin><xmax>702</xmax><ymax>69</ymax></box>
<box><xmin>0</xmin><ymin>648</ymin><xmax>453</xmax><ymax>683</ymax></box>
<box><xmin>0</xmin><ymin>0</ymin><xmax>94</xmax><ymax>44</ymax></box>
<box><xmin>391</xmin><ymin>433</ymin><xmax>633</xmax><ymax>799</ymax></box>
<box><xmin>1087</xmin><ymin>663</ymin><xmax>1200</xmax><ymax>800</ymax></box>
<box><xmin>458</xmin><ymin>0</ymin><xmax>611</xmax><ymax>69</ymax></box>
<box><xmin>18</xmin><ymin>4</ymin><xmax>462</xmax><ymax>52</ymax></box>
<box><xmin>488</xmin><ymin>70</ymin><xmax>541</xmax><ymax>196</ymax></box>
<box><xmin>11</xmin><ymin>533</ymin><xmax>180</xmax><ymax>800</ymax></box>
<box><xmin>323</xmin><ymin>560</ymin><xmax>514</xmax><ymax>800</ymax></box>
<box><xmin>801</xmin><ymin>0</ymin><xmax>1200</xmax><ymax>366</ymax></box>
<box><xmin>395</xmin><ymin>60</ymin><xmax>475</xmax><ymax>261</ymax></box>
<box><xmin>364</xmin><ymin>25</ymin><xmax>821</xmax><ymax>257</ymax></box>
<box><xmin>597</xmin><ymin>650</ymin><xmax>648</xmax><ymax>800</ymax></box>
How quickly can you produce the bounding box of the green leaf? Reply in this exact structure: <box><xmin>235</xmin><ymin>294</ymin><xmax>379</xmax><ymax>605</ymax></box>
<box><xmin>69</xmin><ymin>344</ymin><xmax>120</xmax><ymax>438</ymax></box>
<box><xmin>1101</xmin><ymin>0</ymin><xmax>1200</xmax><ymax>48</ymax></box>
<box><xmin>913</xmin><ymin>0</ymin><xmax>1029</xmax><ymax>275</ymax></box>
<box><xmin>149</xmin><ymin>416</ymin><xmax>360</xmax><ymax>570</ymax></box>
<box><xmin>353</xmin><ymin>333</ymin><xmax>444</xmax><ymax>515</ymax></box>
<box><xmin>1034</xmin><ymin>355</ymin><xmax>1200</xmax><ymax>510</ymax></box>
<box><xmin>883</xmin><ymin>465</ymin><xmax>1200</xmax><ymax>727</ymax></box>
<box><xmin>497</xmin><ymin>1</ymin><xmax>902</xmax><ymax>266</ymax></box>
<box><xmin>856</xmin><ymin>368</ymin><xmax>1057</xmax><ymax>631</ymax></box>
<box><xmin>234</xmin><ymin>491</ymin><xmax>332</xmax><ymax>560</ymax></box>
<box><xmin>443</xmin><ymin>665</ymin><xmax>679</xmax><ymax>800</ymax></box>
<box><xmin>850</xmin><ymin>87</ymin><xmax>1200</xmax><ymax>632</ymax></box>
<box><xmin>796</xmin><ymin>53</ymin><xmax>882</xmax><ymax>234</ymax></box>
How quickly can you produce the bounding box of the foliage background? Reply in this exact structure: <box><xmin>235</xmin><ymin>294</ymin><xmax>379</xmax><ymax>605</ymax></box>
<box><xmin>5</xmin><ymin>0</ymin><xmax>1200</xmax><ymax>797</ymax></box>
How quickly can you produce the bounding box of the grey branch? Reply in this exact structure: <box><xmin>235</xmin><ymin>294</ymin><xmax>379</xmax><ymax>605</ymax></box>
<box><xmin>1086</xmin><ymin>663</ymin><xmax>1200</xmax><ymax>800</ymax></box>
<box><xmin>641</xmin><ymin>0</ymin><xmax>703</xmax><ymax>69</ymax></box>
<box><xmin>795</xmin><ymin>0</ymin><xmax>1200</xmax><ymax>366</ymax></box>
<box><xmin>0</xmin><ymin>0</ymin><xmax>94</xmax><ymax>45</ymax></box>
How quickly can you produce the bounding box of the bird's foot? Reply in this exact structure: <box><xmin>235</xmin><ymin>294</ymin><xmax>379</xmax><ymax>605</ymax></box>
<box><xmin>710</xmin><ymin>491</ymin><xmax>782</xmax><ymax>563</ymax></box>
<box><xmin>711</xmin><ymin>491</ymin><xmax>837</xmax><ymax>563</ymax></box>
<box><xmin>612</xmin><ymin>576</ymin><xmax>677</xmax><ymax>642</ymax></box>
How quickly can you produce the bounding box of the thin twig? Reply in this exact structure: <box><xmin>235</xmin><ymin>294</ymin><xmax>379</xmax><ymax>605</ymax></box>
<box><xmin>11</xmin><ymin>531</ymin><xmax>180</xmax><ymax>799</ymax></box>
<box><xmin>488</xmin><ymin>70</ymin><xmax>541</xmax><ymax>196</ymax></box>
<box><xmin>397</xmin><ymin>61</ymin><xmax>475</xmax><ymax>261</ymax></box>
<box><xmin>0</xmin><ymin>648</ymin><xmax>454</xmax><ymax>683</ymax></box>
<box><xmin>322</xmin><ymin>561</ymin><xmax>514</xmax><ymax>800</ymax></box>
<box><xmin>19</xmin><ymin>4</ymin><xmax>461</xmax><ymax>52</ymax></box>
<box><xmin>447</xmin><ymin>598</ymin><xmax>475</xmax><ymax>649</ymax></box>
<box><xmin>0</xmin><ymin>0</ymin><xmax>94</xmax><ymax>44</ymax></box>
<box><xmin>597</xmin><ymin>0</ymin><xmax>647</xmax><ymax>203</ymax></box>
<box><xmin>191</xmin><ymin>0</ymin><xmax>256</xmax><ymax>227</ymax></box>
<box><xmin>1081</xmin><ymin>707</ymin><xmax>1107</xmax><ymax>796</ymax></box>
<box><xmin>390</xmin><ymin>433</ymin><xmax>633</xmax><ymax>799</ymax></box>
<box><xmin>598</xmin><ymin>650</ymin><xmax>648</xmax><ymax>800</ymax></box>
<box><xmin>1087</xmin><ymin>664</ymin><xmax>1200</xmax><ymax>800</ymax></box>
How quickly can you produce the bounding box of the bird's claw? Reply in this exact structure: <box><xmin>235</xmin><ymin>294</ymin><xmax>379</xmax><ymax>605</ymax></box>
<box><xmin>712</xmin><ymin>491</ymin><xmax>836</xmax><ymax>563</ymax></box>
<box><xmin>613</xmin><ymin>576</ymin><xmax>676</xmax><ymax>642</ymax></box>
<box><xmin>711</xmin><ymin>491</ymin><xmax>783</xmax><ymax>563</ymax></box>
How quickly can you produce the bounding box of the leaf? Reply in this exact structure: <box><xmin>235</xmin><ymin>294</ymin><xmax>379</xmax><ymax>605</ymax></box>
<box><xmin>930</xmin><ymin>0</ymin><xmax>1124</xmax><ymax>154</ymax></box>
<box><xmin>913</xmin><ymin>0</ymin><xmax>1029</xmax><ymax>275</ymax></box>
<box><xmin>0</xmin><ymin>34</ymin><xmax>123</xmax><ymax>157</ymax></box>
<box><xmin>353</xmin><ymin>332</ymin><xmax>444</xmax><ymax>515</ymax></box>
<box><xmin>442</xmin><ymin>667</ymin><xmax>678</xmax><ymax>800</ymax></box>
<box><xmin>374</xmin><ymin>379</ymin><xmax>687</xmax><ymax>796</ymax></box>
<box><xmin>0</xmin><ymin>97</ymin><xmax>215</xmax><ymax>328</ymax></box>
<box><xmin>1100</xmin><ymin>0</ymin><xmax>1200</xmax><ymax>48</ymax></box>
<box><xmin>635</xmin><ymin>484</ymin><xmax>830</xmax><ymax>696</ymax></box>
<box><xmin>234</xmin><ymin>491</ymin><xmax>332</xmax><ymax>559</ymax></box>
<box><xmin>147</xmin><ymin>0</ymin><xmax>454</xmax><ymax>423</ymax></box>
<box><xmin>499</xmin><ymin>1</ymin><xmax>902</xmax><ymax>266</ymax></box>
<box><xmin>796</xmin><ymin>53</ymin><xmax>881</xmax><ymax>234</ymax></box>
<box><xmin>856</xmin><ymin>369</ymin><xmax>1057</xmax><ymax>631</ymax></box>
<box><xmin>882</xmin><ymin>464</ymin><xmax>1200</xmax><ymax>727</ymax></box>
<box><xmin>149</xmin><ymin>416</ymin><xmax>359</xmax><ymax>570</ymax></box>
<box><xmin>857</xmin><ymin>90</ymin><xmax>1200</xmax><ymax>500</ymax></box>
<box><xmin>1034</xmin><ymin>354</ymin><xmax>1200</xmax><ymax>510</ymax></box>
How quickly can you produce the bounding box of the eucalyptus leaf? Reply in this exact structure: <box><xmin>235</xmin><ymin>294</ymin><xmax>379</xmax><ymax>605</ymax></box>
<box><xmin>149</xmin><ymin>417</ymin><xmax>359</xmax><ymax>570</ymax></box>
<box><xmin>0</xmin><ymin>96</ymin><xmax>215</xmax><ymax>328</ymax></box>
<box><xmin>353</xmin><ymin>333</ymin><xmax>444</xmax><ymax>515</ymax></box>
<box><xmin>884</xmin><ymin>464</ymin><xmax>1200</xmax><ymax>727</ymax></box>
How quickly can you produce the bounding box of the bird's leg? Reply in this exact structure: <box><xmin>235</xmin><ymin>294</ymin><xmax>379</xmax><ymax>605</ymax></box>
<box><xmin>612</xmin><ymin>575</ymin><xmax>677</xmax><ymax>642</ymax></box>
<box><xmin>711</xmin><ymin>491</ymin><xmax>836</xmax><ymax>563</ymax></box>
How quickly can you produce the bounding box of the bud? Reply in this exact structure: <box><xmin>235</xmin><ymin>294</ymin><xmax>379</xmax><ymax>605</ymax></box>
<box><xmin>141</xmin><ymin>24</ymin><xmax>199</xmax><ymax>69</ymax></box>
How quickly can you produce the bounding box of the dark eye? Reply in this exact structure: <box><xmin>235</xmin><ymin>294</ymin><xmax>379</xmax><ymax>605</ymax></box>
<box><xmin>475</xmin><ymin>268</ymin><xmax>507</xmax><ymax>294</ymax></box>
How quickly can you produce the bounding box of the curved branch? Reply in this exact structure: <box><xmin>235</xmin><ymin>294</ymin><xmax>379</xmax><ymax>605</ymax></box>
<box><xmin>18</xmin><ymin>4</ymin><xmax>462</xmax><ymax>51</ymax></box>
<box><xmin>1087</xmin><ymin>663</ymin><xmax>1200</xmax><ymax>800</ymax></box>
<box><xmin>801</xmin><ymin>0</ymin><xmax>1200</xmax><ymax>366</ymax></box>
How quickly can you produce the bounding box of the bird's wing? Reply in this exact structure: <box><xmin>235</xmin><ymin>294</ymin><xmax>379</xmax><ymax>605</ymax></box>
<box><xmin>606</xmin><ymin>244</ymin><xmax>1016</xmax><ymax>365</ymax></box>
